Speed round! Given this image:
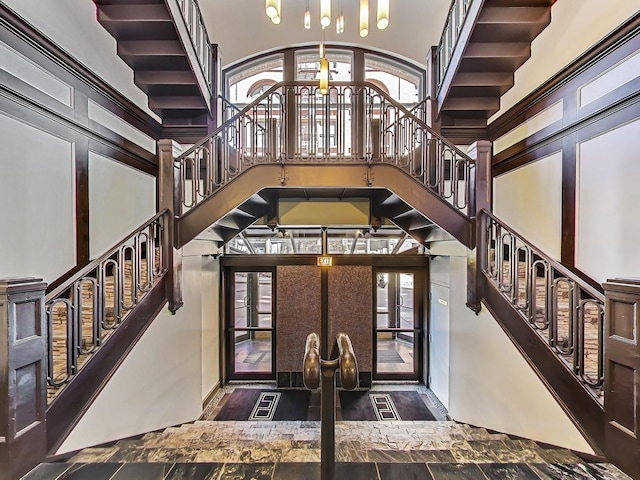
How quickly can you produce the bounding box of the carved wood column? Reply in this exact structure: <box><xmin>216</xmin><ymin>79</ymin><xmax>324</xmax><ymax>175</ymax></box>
<box><xmin>158</xmin><ymin>139</ymin><xmax>184</xmax><ymax>313</ymax></box>
<box><xmin>603</xmin><ymin>278</ymin><xmax>640</xmax><ymax>480</ymax></box>
<box><xmin>0</xmin><ymin>278</ymin><xmax>47</xmax><ymax>480</ymax></box>
<box><xmin>466</xmin><ymin>140</ymin><xmax>492</xmax><ymax>313</ymax></box>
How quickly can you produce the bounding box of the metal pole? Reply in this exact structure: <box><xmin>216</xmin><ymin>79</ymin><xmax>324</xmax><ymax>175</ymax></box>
<box><xmin>320</xmin><ymin>360</ymin><xmax>338</xmax><ymax>480</ymax></box>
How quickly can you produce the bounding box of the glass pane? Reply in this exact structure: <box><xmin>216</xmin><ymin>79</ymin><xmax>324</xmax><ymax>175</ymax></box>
<box><xmin>234</xmin><ymin>331</ymin><xmax>272</xmax><ymax>373</ymax></box>
<box><xmin>228</xmin><ymin>55</ymin><xmax>284</xmax><ymax>106</ymax></box>
<box><xmin>234</xmin><ymin>272</ymin><xmax>248</xmax><ymax>328</ymax></box>
<box><xmin>376</xmin><ymin>331</ymin><xmax>414</xmax><ymax>374</ymax></box>
<box><xmin>364</xmin><ymin>54</ymin><xmax>423</xmax><ymax>106</ymax></box>
<box><xmin>399</xmin><ymin>273</ymin><xmax>414</xmax><ymax>329</ymax></box>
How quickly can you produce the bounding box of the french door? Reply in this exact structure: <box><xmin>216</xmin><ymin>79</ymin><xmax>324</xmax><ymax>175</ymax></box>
<box><xmin>374</xmin><ymin>270</ymin><xmax>423</xmax><ymax>380</ymax></box>
<box><xmin>227</xmin><ymin>269</ymin><xmax>275</xmax><ymax>379</ymax></box>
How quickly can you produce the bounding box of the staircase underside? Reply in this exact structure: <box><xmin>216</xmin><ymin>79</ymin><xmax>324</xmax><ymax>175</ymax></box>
<box><xmin>178</xmin><ymin>164</ymin><xmax>469</xmax><ymax>250</ymax></box>
<box><xmin>438</xmin><ymin>0</ymin><xmax>557</xmax><ymax>142</ymax></box>
<box><xmin>94</xmin><ymin>0</ymin><xmax>211</xmax><ymax>137</ymax></box>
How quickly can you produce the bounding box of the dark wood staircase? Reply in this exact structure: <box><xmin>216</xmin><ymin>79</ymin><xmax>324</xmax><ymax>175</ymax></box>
<box><xmin>437</xmin><ymin>0</ymin><xmax>557</xmax><ymax>142</ymax></box>
<box><xmin>93</xmin><ymin>0</ymin><xmax>212</xmax><ymax>139</ymax></box>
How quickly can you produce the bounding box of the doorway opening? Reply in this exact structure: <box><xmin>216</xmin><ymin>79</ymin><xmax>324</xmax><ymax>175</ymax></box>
<box><xmin>374</xmin><ymin>270</ymin><xmax>424</xmax><ymax>380</ymax></box>
<box><xmin>227</xmin><ymin>269</ymin><xmax>275</xmax><ymax>380</ymax></box>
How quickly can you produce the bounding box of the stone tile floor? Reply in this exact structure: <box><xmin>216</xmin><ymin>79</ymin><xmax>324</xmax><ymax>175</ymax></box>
<box><xmin>22</xmin><ymin>386</ymin><xmax>631</xmax><ymax>479</ymax></box>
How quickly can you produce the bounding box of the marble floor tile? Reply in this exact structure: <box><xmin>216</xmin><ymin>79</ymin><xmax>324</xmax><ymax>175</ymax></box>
<box><xmin>581</xmin><ymin>463</ymin><xmax>632</xmax><ymax>480</ymax></box>
<box><xmin>491</xmin><ymin>448</ymin><xmax>545</xmax><ymax>464</ymax></box>
<box><xmin>68</xmin><ymin>447</ymin><xmax>119</xmax><ymax>464</ymax></box>
<box><xmin>21</xmin><ymin>464</ymin><xmax>74</xmax><ymax>480</ymax></box>
<box><xmin>219</xmin><ymin>463</ymin><xmax>275</xmax><ymax>480</ymax></box>
<box><xmin>280</xmin><ymin>448</ymin><xmax>321</xmax><ymax>462</ymax></box>
<box><xmin>273</xmin><ymin>462</ymin><xmax>321</xmax><ymax>480</ymax></box>
<box><xmin>335</xmin><ymin>462</ymin><xmax>379</xmax><ymax>480</ymax></box>
<box><xmin>427</xmin><ymin>463</ymin><xmax>487</xmax><ymax>480</ymax></box>
<box><xmin>164</xmin><ymin>463</ymin><xmax>223</xmax><ymax>480</ymax></box>
<box><xmin>409</xmin><ymin>450</ymin><xmax>456</xmax><ymax>463</ymax></box>
<box><xmin>110</xmin><ymin>463</ymin><xmax>175</xmax><ymax>480</ymax></box>
<box><xmin>377</xmin><ymin>462</ymin><xmax>433</xmax><ymax>480</ymax></box>
<box><xmin>366</xmin><ymin>449</ymin><xmax>414</xmax><ymax>463</ymax></box>
<box><xmin>450</xmin><ymin>447</ymin><xmax>499</xmax><ymax>463</ymax></box>
<box><xmin>479</xmin><ymin>463</ymin><xmax>541</xmax><ymax>480</ymax></box>
<box><xmin>531</xmin><ymin>448</ymin><xmax>581</xmax><ymax>464</ymax></box>
<box><xmin>528</xmin><ymin>463</ymin><xmax>595</xmax><ymax>480</ymax></box>
<box><xmin>57</xmin><ymin>463</ymin><xmax>123</xmax><ymax>480</ymax></box>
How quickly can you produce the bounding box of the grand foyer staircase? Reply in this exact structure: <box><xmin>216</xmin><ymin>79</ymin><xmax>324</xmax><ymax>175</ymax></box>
<box><xmin>5</xmin><ymin>1</ymin><xmax>640</xmax><ymax>479</ymax></box>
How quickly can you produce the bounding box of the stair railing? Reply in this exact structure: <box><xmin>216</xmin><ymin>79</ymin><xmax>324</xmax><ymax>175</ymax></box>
<box><xmin>435</xmin><ymin>0</ymin><xmax>475</xmax><ymax>93</ymax></box>
<box><xmin>480</xmin><ymin>210</ymin><xmax>605</xmax><ymax>401</ymax></box>
<box><xmin>45</xmin><ymin>210</ymin><xmax>170</xmax><ymax>400</ymax></box>
<box><xmin>175</xmin><ymin>80</ymin><xmax>475</xmax><ymax>218</ymax></box>
<box><xmin>175</xmin><ymin>0</ymin><xmax>213</xmax><ymax>90</ymax></box>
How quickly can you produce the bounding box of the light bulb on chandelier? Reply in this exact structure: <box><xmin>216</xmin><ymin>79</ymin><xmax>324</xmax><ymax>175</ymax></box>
<box><xmin>264</xmin><ymin>0</ymin><xmax>390</xmax><ymax>34</ymax></box>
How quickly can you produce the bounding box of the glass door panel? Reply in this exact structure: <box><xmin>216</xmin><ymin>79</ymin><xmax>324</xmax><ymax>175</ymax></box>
<box><xmin>230</xmin><ymin>271</ymin><xmax>274</xmax><ymax>377</ymax></box>
<box><xmin>375</xmin><ymin>271</ymin><xmax>419</xmax><ymax>379</ymax></box>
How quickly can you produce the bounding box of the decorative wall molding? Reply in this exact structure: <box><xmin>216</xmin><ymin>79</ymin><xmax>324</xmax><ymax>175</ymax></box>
<box><xmin>487</xmin><ymin>12</ymin><xmax>640</xmax><ymax>268</ymax></box>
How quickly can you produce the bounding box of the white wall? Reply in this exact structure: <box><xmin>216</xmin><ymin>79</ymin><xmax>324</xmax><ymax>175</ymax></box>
<box><xmin>0</xmin><ymin>112</ymin><xmax>76</xmax><ymax>284</ymax></box>
<box><xmin>490</xmin><ymin>0</ymin><xmax>640</xmax><ymax>121</ymax></box>
<box><xmin>88</xmin><ymin>152</ymin><xmax>156</xmax><ymax>259</ymax></box>
<box><xmin>576</xmin><ymin>118</ymin><xmax>640</xmax><ymax>283</ymax></box>
<box><xmin>429</xmin><ymin>256</ymin><xmax>450</xmax><ymax>410</ymax></box>
<box><xmin>435</xmin><ymin>251</ymin><xmax>593</xmax><ymax>453</ymax></box>
<box><xmin>57</xmin><ymin>252</ymin><xmax>220</xmax><ymax>454</ymax></box>
<box><xmin>201</xmin><ymin>255</ymin><xmax>221</xmax><ymax>400</ymax></box>
<box><xmin>493</xmin><ymin>152</ymin><xmax>563</xmax><ymax>260</ymax></box>
<box><xmin>2</xmin><ymin>0</ymin><xmax>156</xmax><ymax>119</ymax></box>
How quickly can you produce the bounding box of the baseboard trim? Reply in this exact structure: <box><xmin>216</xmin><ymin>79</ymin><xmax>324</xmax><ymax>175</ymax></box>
<box><xmin>200</xmin><ymin>382</ymin><xmax>221</xmax><ymax>419</ymax></box>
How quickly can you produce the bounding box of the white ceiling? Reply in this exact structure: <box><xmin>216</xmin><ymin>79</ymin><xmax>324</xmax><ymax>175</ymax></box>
<box><xmin>200</xmin><ymin>0</ymin><xmax>452</xmax><ymax>68</ymax></box>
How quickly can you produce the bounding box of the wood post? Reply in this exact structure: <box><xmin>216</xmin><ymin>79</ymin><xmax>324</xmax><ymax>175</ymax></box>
<box><xmin>603</xmin><ymin>278</ymin><xmax>640</xmax><ymax>480</ymax></box>
<box><xmin>0</xmin><ymin>278</ymin><xmax>47</xmax><ymax>480</ymax></box>
<box><xmin>158</xmin><ymin>139</ymin><xmax>184</xmax><ymax>314</ymax></box>
<box><xmin>466</xmin><ymin>140</ymin><xmax>492</xmax><ymax>313</ymax></box>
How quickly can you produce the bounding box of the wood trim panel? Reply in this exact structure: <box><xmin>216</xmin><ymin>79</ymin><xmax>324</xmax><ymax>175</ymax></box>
<box><xmin>0</xmin><ymin>5</ymin><xmax>162</xmax><ymax>139</ymax></box>
<box><xmin>489</xmin><ymin>13</ymin><xmax>640</xmax><ymax>141</ymax></box>
<box><xmin>482</xmin><ymin>276</ymin><xmax>605</xmax><ymax>455</ymax></box>
<box><xmin>560</xmin><ymin>133</ymin><xmax>577</xmax><ymax>266</ymax></box>
<box><xmin>221</xmin><ymin>255</ymin><xmax>429</xmax><ymax>268</ymax></box>
<box><xmin>45</xmin><ymin>276</ymin><xmax>168</xmax><ymax>454</ymax></box>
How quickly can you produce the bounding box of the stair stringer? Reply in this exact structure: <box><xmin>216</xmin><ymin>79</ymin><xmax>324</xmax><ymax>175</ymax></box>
<box><xmin>175</xmin><ymin>163</ymin><xmax>475</xmax><ymax>250</ymax></box>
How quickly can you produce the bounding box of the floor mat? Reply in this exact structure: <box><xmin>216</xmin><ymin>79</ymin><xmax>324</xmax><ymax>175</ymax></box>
<box><xmin>214</xmin><ymin>389</ymin><xmax>311</xmax><ymax>421</ymax></box>
<box><xmin>339</xmin><ymin>391</ymin><xmax>436</xmax><ymax>421</ymax></box>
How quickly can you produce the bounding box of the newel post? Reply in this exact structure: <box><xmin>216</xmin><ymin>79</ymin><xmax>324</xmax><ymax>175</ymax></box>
<box><xmin>158</xmin><ymin>139</ymin><xmax>184</xmax><ymax>314</ymax></box>
<box><xmin>602</xmin><ymin>278</ymin><xmax>640</xmax><ymax>480</ymax></box>
<box><xmin>466</xmin><ymin>140</ymin><xmax>492</xmax><ymax>314</ymax></box>
<box><xmin>0</xmin><ymin>278</ymin><xmax>48</xmax><ymax>480</ymax></box>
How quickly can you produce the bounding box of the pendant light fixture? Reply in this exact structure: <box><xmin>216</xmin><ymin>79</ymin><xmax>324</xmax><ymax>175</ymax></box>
<box><xmin>319</xmin><ymin>57</ymin><xmax>329</xmax><ymax>95</ymax></box>
<box><xmin>265</xmin><ymin>0</ymin><xmax>390</xmax><ymax>34</ymax></box>
<box><xmin>360</xmin><ymin>0</ymin><xmax>369</xmax><ymax>37</ymax></box>
<box><xmin>265</xmin><ymin>0</ymin><xmax>279</xmax><ymax>19</ymax></box>
<box><xmin>377</xmin><ymin>0</ymin><xmax>389</xmax><ymax>30</ymax></box>
<box><xmin>336</xmin><ymin>0</ymin><xmax>345</xmax><ymax>34</ymax></box>
<box><xmin>304</xmin><ymin>0</ymin><xmax>311</xmax><ymax>29</ymax></box>
<box><xmin>320</xmin><ymin>0</ymin><xmax>331</xmax><ymax>28</ymax></box>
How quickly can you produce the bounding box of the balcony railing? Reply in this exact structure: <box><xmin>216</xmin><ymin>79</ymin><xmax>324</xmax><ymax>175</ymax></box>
<box><xmin>176</xmin><ymin>81</ymin><xmax>474</xmax><ymax>218</ymax></box>
<box><xmin>480</xmin><ymin>210</ymin><xmax>605</xmax><ymax>402</ymax></box>
<box><xmin>435</xmin><ymin>0</ymin><xmax>474</xmax><ymax>93</ymax></box>
<box><xmin>176</xmin><ymin>0</ymin><xmax>213</xmax><ymax>90</ymax></box>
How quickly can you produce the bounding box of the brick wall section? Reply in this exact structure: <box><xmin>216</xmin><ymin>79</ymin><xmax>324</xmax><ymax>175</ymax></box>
<box><xmin>328</xmin><ymin>266</ymin><xmax>373</xmax><ymax>371</ymax></box>
<box><xmin>276</xmin><ymin>265</ymin><xmax>322</xmax><ymax>372</ymax></box>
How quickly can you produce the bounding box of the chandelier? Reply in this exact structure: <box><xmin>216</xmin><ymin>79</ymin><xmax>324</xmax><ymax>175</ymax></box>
<box><xmin>265</xmin><ymin>0</ymin><xmax>390</xmax><ymax>37</ymax></box>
